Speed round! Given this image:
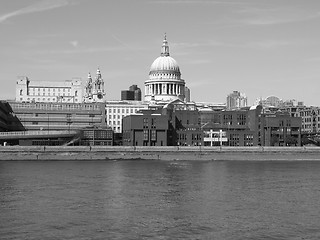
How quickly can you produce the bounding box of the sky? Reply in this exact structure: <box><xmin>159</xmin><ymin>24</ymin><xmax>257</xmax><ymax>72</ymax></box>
<box><xmin>1</xmin><ymin>0</ymin><xmax>320</xmax><ymax>106</ymax></box>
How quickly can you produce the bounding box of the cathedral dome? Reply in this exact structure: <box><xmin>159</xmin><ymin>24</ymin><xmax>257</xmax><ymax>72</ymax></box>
<box><xmin>149</xmin><ymin>34</ymin><xmax>181</xmax><ymax>80</ymax></box>
<box><xmin>144</xmin><ymin>34</ymin><xmax>186</xmax><ymax>102</ymax></box>
<box><xmin>150</xmin><ymin>56</ymin><xmax>180</xmax><ymax>74</ymax></box>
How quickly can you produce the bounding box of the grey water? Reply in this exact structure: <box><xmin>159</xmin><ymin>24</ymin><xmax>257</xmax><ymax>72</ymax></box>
<box><xmin>1</xmin><ymin>160</ymin><xmax>320</xmax><ymax>240</ymax></box>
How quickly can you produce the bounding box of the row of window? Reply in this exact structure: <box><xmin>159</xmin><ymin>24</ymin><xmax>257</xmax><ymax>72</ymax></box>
<box><xmin>28</xmin><ymin>92</ymin><xmax>74</xmax><ymax>97</ymax></box>
<box><xmin>14</xmin><ymin>103</ymin><xmax>99</xmax><ymax>111</ymax></box>
<box><xmin>107</xmin><ymin>108</ymin><xmax>142</xmax><ymax>114</ymax></box>
<box><xmin>21</xmin><ymin>97</ymin><xmax>78</xmax><ymax>102</ymax></box>
<box><xmin>30</xmin><ymin>87</ymin><xmax>71</xmax><ymax>92</ymax></box>
<box><xmin>143</xmin><ymin>129</ymin><xmax>157</xmax><ymax>141</ymax></box>
<box><xmin>143</xmin><ymin>118</ymin><xmax>157</xmax><ymax>129</ymax></box>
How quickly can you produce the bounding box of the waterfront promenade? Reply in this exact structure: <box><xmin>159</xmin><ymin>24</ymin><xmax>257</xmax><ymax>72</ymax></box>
<box><xmin>1</xmin><ymin>146</ymin><xmax>320</xmax><ymax>161</ymax></box>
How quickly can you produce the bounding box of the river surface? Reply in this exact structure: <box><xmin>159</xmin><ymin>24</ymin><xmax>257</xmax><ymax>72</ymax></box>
<box><xmin>1</xmin><ymin>160</ymin><xmax>320</xmax><ymax>240</ymax></box>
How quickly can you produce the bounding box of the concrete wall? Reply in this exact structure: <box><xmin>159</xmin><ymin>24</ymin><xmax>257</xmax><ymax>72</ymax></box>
<box><xmin>1</xmin><ymin>146</ymin><xmax>320</xmax><ymax>161</ymax></box>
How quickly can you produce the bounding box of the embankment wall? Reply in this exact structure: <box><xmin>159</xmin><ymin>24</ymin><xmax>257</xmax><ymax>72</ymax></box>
<box><xmin>1</xmin><ymin>146</ymin><xmax>320</xmax><ymax>161</ymax></box>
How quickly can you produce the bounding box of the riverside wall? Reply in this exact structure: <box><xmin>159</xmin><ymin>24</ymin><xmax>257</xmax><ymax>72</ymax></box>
<box><xmin>1</xmin><ymin>146</ymin><xmax>320</xmax><ymax>161</ymax></box>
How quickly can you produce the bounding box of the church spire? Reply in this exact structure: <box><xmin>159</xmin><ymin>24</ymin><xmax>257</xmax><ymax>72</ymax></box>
<box><xmin>161</xmin><ymin>33</ymin><xmax>170</xmax><ymax>57</ymax></box>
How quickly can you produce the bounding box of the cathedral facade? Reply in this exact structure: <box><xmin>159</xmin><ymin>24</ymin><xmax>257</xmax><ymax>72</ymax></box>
<box><xmin>144</xmin><ymin>35</ymin><xmax>187</xmax><ymax>102</ymax></box>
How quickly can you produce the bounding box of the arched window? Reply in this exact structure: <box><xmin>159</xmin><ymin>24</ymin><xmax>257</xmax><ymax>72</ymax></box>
<box><xmin>20</xmin><ymin>89</ymin><xmax>23</xmax><ymax>95</ymax></box>
<box><xmin>75</xmin><ymin>91</ymin><xmax>78</xmax><ymax>97</ymax></box>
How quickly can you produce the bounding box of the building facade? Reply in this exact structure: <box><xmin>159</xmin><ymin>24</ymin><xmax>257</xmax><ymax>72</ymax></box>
<box><xmin>9</xmin><ymin>101</ymin><xmax>107</xmax><ymax>132</ymax></box>
<box><xmin>144</xmin><ymin>34</ymin><xmax>187</xmax><ymax>102</ymax></box>
<box><xmin>0</xmin><ymin>101</ymin><xmax>24</xmax><ymax>132</ymax></box>
<box><xmin>226</xmin><ymin>91</ymin><xmax>247</xmax><ymax>110</ymax></box>
<box><xmin>16</xmin><ymin>76</ymin><xmax>83</xmax><ymax>103</ymax></box>
<box><xmin>80</xmin><ymin>127</ymin><xmax>113</xmax><ymax>146</ymax></box>
<box><xmin>260</xmin><ymin>112</ymin><xmax>301</xmax><ymax>146</ymax></box>
<box><xmin>122</xmin><ymin>113</ymin><xmax>168</xmax><ymax>146</ymax></box>
<box><xmin>200</xmin><ymin>105</ymin><xmax>302</xmax><ymax>146</ymax></box>
<box><xmin>122</xmin><ymin>100</ymin><xmax>203</xmax><ymax>146</ymax></box>
<box><xmin>121</xmin><ymin>85</ymin><xmax>142</xmax><ymax>101</ymax></box>
<box><xmin>105</xmin><ymin>101</ymin><xmax>149</xmax><ymax>133</ymax></box>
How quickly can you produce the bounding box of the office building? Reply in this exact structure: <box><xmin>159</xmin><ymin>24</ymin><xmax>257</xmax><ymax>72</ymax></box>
<box><xmin>122</xmin><ymin>99</ymin><xmax>203</xmax><ymax>146</ymax></box>
<box><xmin>16</xmin><ymin>76</ymin><xmax>83</xmax><ymax>103</ymax></box>
<box><xmin>121</xmin><ymin>85</ymin><xmax>141</xmax><ymax>101</ymax></box>
<box><xmin>226</xmin><ymin>91</ymin><xmax>247</xmax><ymax>110</ymax></box>
<box><xmin>9</xmin><ymin>101</ymin><xmax>107</xmax><ymax>132</ymax></box>
<box><xmin>105</xmin><ymin>100</ymin><xmax>149</xmax><ymax>133</ymax></box>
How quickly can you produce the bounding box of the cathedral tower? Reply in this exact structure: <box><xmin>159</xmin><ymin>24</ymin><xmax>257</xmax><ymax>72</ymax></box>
<box><xmin>84</xmin><ymin>68</ymin><xmax>105</xmax><ymax>102</ymax></box>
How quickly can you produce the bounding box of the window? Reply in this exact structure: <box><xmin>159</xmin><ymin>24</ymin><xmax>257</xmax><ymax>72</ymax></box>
<box><xmin>143</xmin><ymin>130</ymin><xmax>149</xmax><ymax>141</ymax></box>
<box><xmin>143</xmin><ymin>118</ymin><xmax>149</xmax><ymax>128</ymax></box>
<box><xmin>20</xmin><ymin>89</ymin><xmax>23</xmax><ymax>95</ymax></box>
<box><xmin>151</xmin><ymin>130</ymin><xmax>157</xmax><ymax>141</ymax></box>
<box><xmin>151</xmin><ymin>118</ymin><xmax>156</xmax><ymax>128</ymax></box>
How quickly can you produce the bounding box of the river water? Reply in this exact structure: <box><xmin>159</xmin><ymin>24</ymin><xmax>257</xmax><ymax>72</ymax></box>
<box><xmin>1</xmin><ymin>160</ymin><xmax>320</xmax><ymax>240</ymax></box>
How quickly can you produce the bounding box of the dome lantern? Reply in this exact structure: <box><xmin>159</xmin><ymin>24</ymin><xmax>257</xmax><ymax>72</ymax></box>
<box><xmin>161</xmin><ymin>33</ymin><xmax>170</xmax><ymax>57</ymax></box>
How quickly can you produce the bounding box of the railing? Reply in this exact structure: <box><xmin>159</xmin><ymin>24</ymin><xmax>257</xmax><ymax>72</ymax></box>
<box><xmin>0</xmin><ymin>130</ymin><xmax>78</xmax><ymax>136</ymax></box>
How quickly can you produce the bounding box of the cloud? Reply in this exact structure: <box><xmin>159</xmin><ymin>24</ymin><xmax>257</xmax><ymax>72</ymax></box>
<box><xmin>248</xmin><ymin>40</ymin><xmax>294</xmax><ymax>49</ymax></box>
<box><xmin>70</xmin><ymin>40</ymin><xmax>79</xmax><ymax>48</ymax></box>
<box><xmin>148</xmin><ymin>0</ymin><xmax>248</xmax><ymax>5</ymax></box>
<box><xmin>236</xmin><ymin>6</ymin><xmax>320</xmax><ymax>26</ymax></box>
<box><xmin>29</xmin><ymin>45</ymin><xmax>130</xmax><ymax>55</ymax></box>
<box><xmin>0</xmin><ymin>0</ymin><xmax>73</xmax><ymax>24</ymax></box>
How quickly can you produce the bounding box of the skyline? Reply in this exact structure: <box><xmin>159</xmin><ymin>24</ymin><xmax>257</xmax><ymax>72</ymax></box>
<box><xmin>1</xmin><ymin>0</ymin><xmax>320</xmax><ymax>106</ymax></box>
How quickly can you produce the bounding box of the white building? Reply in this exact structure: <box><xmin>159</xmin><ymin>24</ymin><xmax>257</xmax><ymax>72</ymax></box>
<box><xmin>105</xmin><ymin>100</ymin><xmax>149</xmax><ymax>133</ymax></box>
<box><xmin>144</xmin><ymin>34</ymin><xmax>188</xmax><ymax>102</ymax></box>
<box><xmin>203</xmin><ymin>129</ymin><xmax>228</xmax><ymax>146</ymax></box>
<box><xmin>16</xmin><ymin>76</ymin><xmax>83</xmax><ymax>103</ymax></box>
<box><xmin>16</xmin><ymin>68</ymin><xmax>106</xmax><ymax>104</ymax></box>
